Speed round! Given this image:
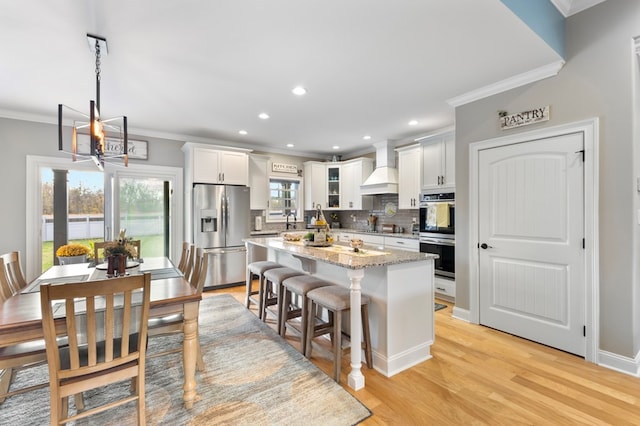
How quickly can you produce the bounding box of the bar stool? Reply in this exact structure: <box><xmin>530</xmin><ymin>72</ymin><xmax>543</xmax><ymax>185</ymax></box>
<box><xmin>261</xmin><ymin>267</ymin><xmax>305</xmax><ymax>330</ymax></box>
<box><xmin>305</xmin><ymin>285</ymin><xmax>373</xmax><ymax>383</ymax></box>
<box><xmin>246</xmin><ymin>261</ymin><xmax>281</xmax><ymax>320</ymax></box>
<box><xmin>280</xmin><ymin>275</ymin><xmax>334</xmax><ymax>356</ymax></box>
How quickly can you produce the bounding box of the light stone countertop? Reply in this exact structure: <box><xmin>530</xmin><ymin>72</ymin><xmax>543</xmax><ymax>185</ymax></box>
<box><xmin>244</xmin><ymin>237</ymin><xmax>436</xmax><ymax>270</ymax></box>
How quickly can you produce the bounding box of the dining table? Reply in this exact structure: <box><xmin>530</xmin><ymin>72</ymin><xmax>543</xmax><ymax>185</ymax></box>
<box><xmin>0</xmin><ymin>257</ymin><xmax>202</xmax><ymax>409</ymax></box>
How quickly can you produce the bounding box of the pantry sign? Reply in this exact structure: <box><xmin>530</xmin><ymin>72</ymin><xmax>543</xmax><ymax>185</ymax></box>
<box><xmin>500</xmin><ymin>106</ymin><xmax>549</xmax><ymax>130</ymax></box>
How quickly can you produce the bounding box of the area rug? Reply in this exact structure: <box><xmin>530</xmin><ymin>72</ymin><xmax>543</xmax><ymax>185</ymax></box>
<box><xmin>0</xmin><ymin>294</ymin><xmax>371</xmax><ymax>425</ymax></box>
<box><xmin>435</xmin><ymin>302</ymin><xmax>447</xmax><ymax>311</ymax></box>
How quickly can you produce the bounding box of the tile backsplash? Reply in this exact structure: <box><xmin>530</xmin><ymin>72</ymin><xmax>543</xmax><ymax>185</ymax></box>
<box><xmin>250</xmin><ymin>194</ymin><xmax>419</xmax><ymax>233</ymax></box>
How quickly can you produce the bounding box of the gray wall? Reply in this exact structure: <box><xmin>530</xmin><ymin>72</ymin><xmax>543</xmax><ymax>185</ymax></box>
<box><xmin>0</xmin><ymin>117</ymin><xmax>185</xmax><ymax>260</ymax></box>
<box><xmin>455</xmin><ymin>0</ymin><xmax>640</xmax><ymax>357</ymax></box>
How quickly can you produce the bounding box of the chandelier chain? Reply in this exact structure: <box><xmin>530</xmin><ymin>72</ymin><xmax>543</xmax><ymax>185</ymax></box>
<box><xmin>95</xmin><ymin>40</ymin><xmax>101</xmax><ymax>82</ymax></box>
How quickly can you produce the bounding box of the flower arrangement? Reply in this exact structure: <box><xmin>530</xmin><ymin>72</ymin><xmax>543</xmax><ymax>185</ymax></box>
<box><xmin>103</xmin><ymin>229</ymin><xmax>138</xmax><ymax>259</ymax></box>
<box><xmin>55</xmin><ymin>243</ymin><xmax>91</xmax><ymax>257</ymax></box>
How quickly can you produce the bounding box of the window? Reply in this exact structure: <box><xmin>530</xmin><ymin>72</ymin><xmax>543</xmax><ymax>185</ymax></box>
<box><xmin>267</xmin><ymin>177</ymin><xmax>301</xmax><ymax>222</ymax></box>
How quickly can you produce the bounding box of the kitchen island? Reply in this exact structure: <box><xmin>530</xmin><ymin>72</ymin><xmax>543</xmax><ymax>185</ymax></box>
<box><xmin>244</xmin><ymin>237</ymin><xmax>437</xmax><ymax>391</ymax></box>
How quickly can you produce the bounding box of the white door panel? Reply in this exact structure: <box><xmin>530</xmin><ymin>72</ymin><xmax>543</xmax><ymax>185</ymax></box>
<box><xmin>479</xmin><ymin>132</ymin><xmax>585</xmax><ymax>356</ymax></box>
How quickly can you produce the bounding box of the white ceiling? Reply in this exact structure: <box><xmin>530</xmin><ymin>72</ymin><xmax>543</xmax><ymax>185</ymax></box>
<box><xmin>0</xmin><ymin>0</ymin><xmax>601</xmax><ymax>157</ymax></box>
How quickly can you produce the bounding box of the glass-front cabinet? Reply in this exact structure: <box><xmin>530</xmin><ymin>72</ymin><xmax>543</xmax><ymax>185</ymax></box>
<box><xmin>326</xmin><ymin>165</ymin><xmax>341</xmax><ymax>209</ymax></box>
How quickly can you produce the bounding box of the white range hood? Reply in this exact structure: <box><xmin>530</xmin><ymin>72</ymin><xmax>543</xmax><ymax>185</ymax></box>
<box><xmin>360</xmin><ymin>140</ymin><xmax>398</xmax><ymax>195</ymax></box>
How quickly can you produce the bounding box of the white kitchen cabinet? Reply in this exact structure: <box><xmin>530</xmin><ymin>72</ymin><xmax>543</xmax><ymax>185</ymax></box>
<box><xmin>340</xmin><ymin>158</ymin><xmax>373</xmax><ymax>211</ymax></box>
<box><xmin>396</xmin><ymin>144</ymin><xmax>421</xmax><ymax>209</ymax></box>
<box><xmin>326</xmin><ymin>164</ymin><xmax>341</xmax><ymax>210</ymax></box>
<box><xmin>384</xmin><ymin>236</ymin><xmax>419</xmax><ymax>252</ymax></box>
<box><xmin>186</xmin><ymin>144</ymin><xmax>250</xmax><ymax>185</ymax></box>
<box><xmin>421</xmin><ymin>131</ymin><xmax>455</xmax><ymax>191</ymax></box>
<box><xmin>434</xmin><ymin>276</ymin><xmax>455</xmax><ymax>302</ymax></box>
<box><xmin>303</xmin><ymin>161</ymin><xmax>327</xmax><ymax>210</ymax></box>
<box><xmin>249</xmin><ymin>154</ymin><xmax>269</xmax><ymax>209</ymax></box>
<box><xmin>304</xmin><ymin>158</ymin><xmax>373</xmax><ymax>211</ymax></box>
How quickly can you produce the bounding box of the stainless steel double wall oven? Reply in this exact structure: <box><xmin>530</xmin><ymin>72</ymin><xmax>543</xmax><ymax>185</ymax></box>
<box><xmin>419</xmin><ymin>192</ymin><xmax>455</xmax><ymax>279</ymax></box>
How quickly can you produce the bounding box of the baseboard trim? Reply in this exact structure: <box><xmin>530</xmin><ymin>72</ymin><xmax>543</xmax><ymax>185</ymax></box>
<box><xmin>452</xmin><ymin>306</ymin><xmax>471</xmax><ymax>322</ymax></box>
<box><xmin>597</xmin><ymin>349</ymin><xmax>640</xmax><ymax>377</ymax></box>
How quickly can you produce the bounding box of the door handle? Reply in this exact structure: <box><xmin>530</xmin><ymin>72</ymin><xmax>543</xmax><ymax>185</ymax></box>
<box><xmin>480</xmin><ymin>243</ymin><xmax>493</xmax><ymax>249</ymax></box>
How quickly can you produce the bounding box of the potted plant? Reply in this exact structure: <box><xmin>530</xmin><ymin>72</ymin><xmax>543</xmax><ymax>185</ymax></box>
<box><xmin>103</xmin><ymin>229</ymin><xmax>137</xmax><ymax>260</ymax></box>
<box><xmin>55</xmin><ymin>243</ymin><xmax>91</xmax><ymax>265</ymax></box>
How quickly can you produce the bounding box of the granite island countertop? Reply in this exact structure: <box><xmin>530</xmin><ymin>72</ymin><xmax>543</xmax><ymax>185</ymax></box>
<box><xmin>244</xmin><ymin>237</ymin><xmax>436</xmax><ymax>270</ymax></box>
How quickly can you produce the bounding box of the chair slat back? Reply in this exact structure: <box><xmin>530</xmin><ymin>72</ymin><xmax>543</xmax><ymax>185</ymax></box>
<box><xmin>93</xmin><ymin>241</ymin><xmax>107</xmax><ymax>263</ymax></box>
<box><xmin>0</xmin><ymin>251</ymin><xmax>27</xmax><ymax>294</ymax></box>
<box><xmin>189</xmin><ymin>248</ymin><xmax>209</xmax><ymax>294</ymax></box>
<box><xmin>177</xmin><ymin>242</ymin><xmax>190</xmax><ymax>273</ymax></box>
<box><xmin>183</xmin><ymin>244</ymin><xmax>196</xmax><ymax>281</ymax></box>
<box><xmin>0</xmin><ymin>259</ymin><xmax>13</xmax><ymax>302</ymax></box>
<box><xmin>40</xmin><ymin>273</ymin><xmax>151</xmax><ymax>377</ymax></box>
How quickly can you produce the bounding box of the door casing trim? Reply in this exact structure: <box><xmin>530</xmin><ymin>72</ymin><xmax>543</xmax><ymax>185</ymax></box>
<box><xmin>468</xmin><ymin>118</ymin><xmax>599</xmax><ymax>362</ymax></box>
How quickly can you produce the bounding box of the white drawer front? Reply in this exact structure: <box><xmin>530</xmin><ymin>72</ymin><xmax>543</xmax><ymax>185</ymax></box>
<box><xmin>384</xmin><ymin>237</ymin><xmax>419</xmax><ymax>252</ymax></box>
<box><xmin>434</xmin><ymin>276</ymin><xmax>455</xmax><ymax>300</ymax></box>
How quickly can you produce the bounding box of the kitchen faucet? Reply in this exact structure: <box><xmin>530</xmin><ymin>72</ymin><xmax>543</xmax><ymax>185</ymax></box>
<box><xmin>285</xmin><ymin>211</ymin><xmax>297</xmax><ymax>229</ymax></box>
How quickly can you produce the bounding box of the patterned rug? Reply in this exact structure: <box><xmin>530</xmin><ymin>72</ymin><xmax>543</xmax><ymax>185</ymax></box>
<box><xmin>0</xmin><ymin>294</ymin><xmax>371</xmax><ymax>425</ymax></box>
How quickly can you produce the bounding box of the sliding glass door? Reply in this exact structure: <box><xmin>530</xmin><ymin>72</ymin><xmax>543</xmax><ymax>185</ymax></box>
<box><xmin>26</xmin><ymin>155</ymin><xmax>184</xmax><ymax>280</ymax></box>
<box><xmin>112</xmin><ymin>175</ymin><xmax>170</xmax><ymax>259</ymax></box>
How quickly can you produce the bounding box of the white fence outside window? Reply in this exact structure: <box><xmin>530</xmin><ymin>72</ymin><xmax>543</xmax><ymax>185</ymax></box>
<box><xmin>41</xmin><ymin>214</ymin><xmax>163</xmax><ymax>241</ymax></box>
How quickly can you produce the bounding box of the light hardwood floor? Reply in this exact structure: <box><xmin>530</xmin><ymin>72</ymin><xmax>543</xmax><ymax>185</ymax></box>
<box><xmin>209</xmin><ymin>284</ymin><xmax>640</xmax><ymax>425</ymax></box>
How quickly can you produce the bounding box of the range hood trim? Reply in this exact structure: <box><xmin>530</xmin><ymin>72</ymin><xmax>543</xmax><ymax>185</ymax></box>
<box><xmin>360</xmin><ymin>141</ymin><xmax>399</xmax><ymax>195</ymax></box>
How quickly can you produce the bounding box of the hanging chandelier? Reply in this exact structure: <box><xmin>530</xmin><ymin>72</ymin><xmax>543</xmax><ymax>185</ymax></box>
<box><xmin>58</xmin><ymin>34</ymin><xmax>128</xmax><ymax>171</ymax></box>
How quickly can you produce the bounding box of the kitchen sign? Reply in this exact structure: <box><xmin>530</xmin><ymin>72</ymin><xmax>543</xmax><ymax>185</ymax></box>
<box><xmin>272</xmin><ymin>162</ymin><xmax>298</xmax><ymax>174</ymax></box>
<box><xmin>500</xmin><ymin>106</ymin><xmax>549</xmax><ymax>130</ymax></box>
<box><xmin>76</xmin><ymin>134</ymin><xmax>148</xmax><ymax>159</ymax></box>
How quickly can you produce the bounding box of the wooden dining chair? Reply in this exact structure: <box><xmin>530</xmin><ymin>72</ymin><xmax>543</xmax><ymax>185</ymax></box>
<box><xmin>177</xmin><ymin>242</ymin><xmax>192</xmax><ymax>274</ymax></box>
<box><xmin>147</xmin><ymin>247</ymin><xmax>207</xmax><ymax>370</ymax></box>
<box><xmin>40</xmin><ymin>273</ymin><xmax>151</xmax><ymax>425</ymax></box>
<box><xmin>0</xmin><ymin>251</ymin><xmax>28</xmax><ymax>294</ymax></box>
<box><xmin>0</xmin><ymin>252</ymin><xmax>50</xmax><ymax>404</ymax></box>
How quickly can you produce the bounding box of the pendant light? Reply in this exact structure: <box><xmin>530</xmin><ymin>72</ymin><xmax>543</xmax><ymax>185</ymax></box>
<box><xmin>58</xmin><ymin>34</ymin><xmax>128</xmax><ymax>171</ymax></box>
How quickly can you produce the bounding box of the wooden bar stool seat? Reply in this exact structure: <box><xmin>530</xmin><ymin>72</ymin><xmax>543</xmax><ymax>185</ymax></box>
<box><xmin>261</xmin><ymin>267</ymin><xmax>305</xmax><ymax>330</ymax></box>
<box><xmin>246</xmin><ymin>261</ymin><xmax>281</xmax><ymax>320</ymax></box>
<box><xmin>280</xmin><ymin>275</ymin><xmax>334</xmax><ymax>356</ymax></box>
<box><xmin>305</xmin><ymin>285</ymin><xmax>373</xmax><ymax>383</ymax></box>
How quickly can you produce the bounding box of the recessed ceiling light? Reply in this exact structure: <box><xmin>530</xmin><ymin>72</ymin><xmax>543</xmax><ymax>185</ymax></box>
<box><xmin>408</xmin><ymin>120</ymin><xmax>418</xmax><ymax>126</ymax></box>
<box><xmin>292</xmin><ymin>86</ymin><xmax>307</xmax><ymax>96</ymax></box>
<box><xmin>286</xmin><ymin>143</ymin><xmax>294</xmax><ymax>148</ymax></box>
<box><xmin>363</xmin><ymin>135</ymin><xmax>371</xmax><ymax>140</ymax></box>
<box><xmin>238</xmin><ymin>130</ymin><xmax>248</xmax><ymax>135</ymax></box>
<box><xmin>259</xmin><ymin>113</ymin><xmax>270</xmax><ymax>120</ymax></box>
<box><xmin>332</xmin><ymin>146</ymin><xmax>339</xmax><ymax>150</ymax></box>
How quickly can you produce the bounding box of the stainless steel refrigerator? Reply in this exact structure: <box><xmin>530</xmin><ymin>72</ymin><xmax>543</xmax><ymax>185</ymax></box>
<box><xmin>192</xmin><ymin>184</ymin><xmax>250</xmax><ymax>288</ymax></box>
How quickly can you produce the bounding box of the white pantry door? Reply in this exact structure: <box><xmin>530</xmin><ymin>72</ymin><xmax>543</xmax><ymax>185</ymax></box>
<box><xmin>478</xmin><ymin>132</ymin><xmax>585</xmax><ymax>356</ymax></box>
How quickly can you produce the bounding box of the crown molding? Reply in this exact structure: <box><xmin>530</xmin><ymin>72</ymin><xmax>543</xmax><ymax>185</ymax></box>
<box><xmin>550</xmin><ymin>0</ymin><xmax>607</xmax><ymax>18</ymax></box>
<box><xmin>446</xmin><ymin>60</ymin><xmax>565</xmax><ymax>107</ymax></box>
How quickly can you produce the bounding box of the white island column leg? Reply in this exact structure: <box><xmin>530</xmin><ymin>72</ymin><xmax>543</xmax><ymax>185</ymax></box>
<box><xmin>347</xmin><ymin>268</ymin><xmax>365</xmax><ymax>390</ymax></box>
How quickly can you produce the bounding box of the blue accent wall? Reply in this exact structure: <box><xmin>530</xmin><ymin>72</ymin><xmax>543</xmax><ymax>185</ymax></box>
<box><xmin>501</xmin><ymin>0</ymin><xmax>565</xmax><ymax>59</ymax></box>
